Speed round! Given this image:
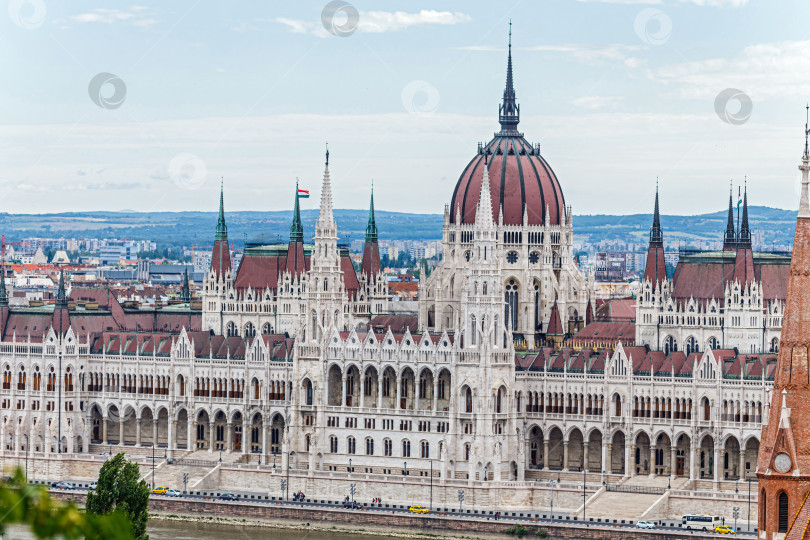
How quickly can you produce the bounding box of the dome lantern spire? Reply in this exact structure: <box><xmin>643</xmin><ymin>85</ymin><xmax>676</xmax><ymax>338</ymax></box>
<box><xmin>498</xmin><ymin>21</ymin><xmax>520</xmax><ymax>135</ymax></box>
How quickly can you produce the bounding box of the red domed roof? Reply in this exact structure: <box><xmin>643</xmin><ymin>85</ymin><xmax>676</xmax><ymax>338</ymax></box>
<box><xmin>450</xmin><ymin>136</ymin><xmax>564</xmax><ymax>226</ymax></box>
<box><xmin>450</xmin><ymin>26</ymin><xmax>565</xmax><ymax>227</ymax></box>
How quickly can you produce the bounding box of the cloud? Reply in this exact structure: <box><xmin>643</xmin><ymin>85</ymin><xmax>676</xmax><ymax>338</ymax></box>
<box><xmin>275</xmin><ymin>9</ymin><xmax>470</xmax><ymax>37</ymax></box>
<box><xmin>650</xmin><ymin>40</ymin><xmax>810</xmax><ymax>100</ymax></box>
<box><xmin>62</xmin><ymin>182</ymin><xmax>142</xmax><ymax>191</ymax></box>
<box><xmin>574</xmin><ymin>0</ymin><xmax>747</xmax><ymax>4</ymax></box>
<box><xmin>570</xmin><ymin>96</ymin><xmax>623</xmax><ymax>110</ymax></box>
<box><xmin>69</xmin><ymin>7</ymin><xmax>158</xmax><ymax>27</ymax></box>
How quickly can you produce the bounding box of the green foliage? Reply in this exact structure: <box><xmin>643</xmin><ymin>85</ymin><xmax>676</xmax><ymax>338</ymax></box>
<box><xmin>535</xmin><ymin>530</ymin><xmax>548</xmax><ymax>537</ymax></box>
<box><xmin>505</xmin><ymin>525</ymin><xmax>528</xmax><ymax>537</ymax></box>
<box><xmin>0</xmin><ymin>468</ymin><xmax>131</xmax><ymax>539</ymax></box>
<box><xmin>86</xmin><ymin>453</ymin><xmax>150</xmax><ymax>540</ymax></box>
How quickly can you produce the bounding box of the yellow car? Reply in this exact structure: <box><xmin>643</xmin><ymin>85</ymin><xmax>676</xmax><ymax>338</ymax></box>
<box><xmin>714</xmin><ymin>526</ymin><xmax>736</xmax><ymax>534</ymax></box>
<box><xmin>408</xmin><ymin>506</ymin><xmax>429</xmax><ymax>514</ymax></box>
<box><xmin>151</xmin><ymin>486</ymin><xmax>168</xmax><ymax>495</ymax></box>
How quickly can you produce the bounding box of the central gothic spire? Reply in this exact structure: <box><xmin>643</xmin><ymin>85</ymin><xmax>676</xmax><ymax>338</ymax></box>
<box><xmin>498</xmin><ymin>21</ymin><xmax>520</xmax><ymax>135</ymax></box>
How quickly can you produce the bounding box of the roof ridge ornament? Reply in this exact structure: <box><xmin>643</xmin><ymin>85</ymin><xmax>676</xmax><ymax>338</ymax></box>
<box><xmin>800</xmin><ymin>104</ymin><xmax>810</xmax><ymax>218</ymax></box>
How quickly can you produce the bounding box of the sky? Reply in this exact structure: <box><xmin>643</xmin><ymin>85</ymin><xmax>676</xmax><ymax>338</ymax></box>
<box><xmin>1</xmin><ymin>0</ymin><xmax>810</xmax><ymax>217</ymax></box>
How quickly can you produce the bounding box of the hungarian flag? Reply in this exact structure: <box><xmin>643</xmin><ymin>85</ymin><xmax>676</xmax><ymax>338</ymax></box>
<box><xmin>297</xmin><ymin>189</ymin><xmax>310</xmax><ymax>199</ymax></box>
<box><xmin>737</xmin><ymin>187</ymin><xmax>742</xmax><ymax>209</ymax></box>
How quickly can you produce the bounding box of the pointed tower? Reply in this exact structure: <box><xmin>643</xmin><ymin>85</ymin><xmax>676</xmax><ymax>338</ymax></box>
<box><xmin>733</xmin><ymin>183</ymin><xmax>755</xmax><ymax>286</ymax></box>
<box><xmin>757</xmin><ymin>116</ymin><xmax>810</xmax><ymax>538</ymax></box>
<box><xmin>361</xmin><ymin>186</ymin><xmax>381</xmax><ymax>281</ymax></box>
<box><xmin>211</xmin><ymin>181</ymin><xmax>232</xmax><ymax>277</ymax></box>
<box><xmin>180</xmin><ymin>268</ymin><xmax>191</xmax><ymax>303</ymax></box>
<box><xmin>306</xmin><ymin>146</ymin><xmax>347</xmax><ymax>341</ymax></box>
<box><xmin>55</xmin><ymin>268</ymin><xmax>67</xmax><ymax>309</ymax></box>
<box><xmin>0</xmin><ymin>266</ymin><xmax>8</xmax><ymax>308</ymax></box>
<box><xmin>497</xmin><ymin>21</ymin><xmax>520</xmax><ymax>135</ymax></box>
<box><xmin>643</xmin><ymin>183</ymin><xmax>667</xmax><ymax>285</ymax></box>
<box><xmin>52</xmin><ymin>267</ymin><xmax>70</xmax><ymax>337</ymax></box>
<box><xmin>285</xmin><ymin>181</ymin><xmax>306</xmax><ymax>276</ymax></box>
<box><xmin>545</xmin><ymin>300</ymin><xmax>564</xmax><ymax>348</ymax></box>
<box><xmin>723</xmin><ymin>184</ymin><xmax>737</xmax><ymax>251</ymax></box>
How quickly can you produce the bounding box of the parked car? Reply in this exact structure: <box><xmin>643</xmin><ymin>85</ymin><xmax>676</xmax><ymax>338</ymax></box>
<box><xmin>151</xmin><ymin>486</ymin><xmax>168</xmax><ymax>495</ymax></box>
<box><xmin>635</xmin><ymin>521</ymin><xmax>656</xmax><ymax>529</ymax></box>
<box><xmin>219</xmin><ymin>493</ymin><xmax>238</xmax><ymax>501</ymax></box>
<box><xmin>714</xmin><ymin>526</ymin><xmax>737</xmax><ymax>535</ymax></box>
<box><xmin>53</xmin><ymin>482</ymin><xmax>75</xmax><ymax>490</ymax></box>
<box><xmin>166</xmin><ymin>489</ymin><xmax>182</xmax><ymax>497</ymax></box>
<box><xmin>408</xmin><ymin>505</ymin><xmax>429</xmax><ymax>514</ymax></box>
<box><xmin>343</xmin><ymin>501</ymin><xmax>362</xmax><ymax>510</ymax></box>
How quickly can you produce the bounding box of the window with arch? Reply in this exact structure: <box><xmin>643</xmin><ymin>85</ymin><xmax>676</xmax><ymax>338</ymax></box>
<box><xmin>304</xmin><ymin>379</ymin><xmax>313</xmax><ymax>406</ymax></box>
<box><xmin>614</xmin><ymin>394</ymin><xmax>622</xmax><ymax>416</ymax></box>
<box><xmin>685</xmin><ymin>337</ymin><xmax>698</xmax><ymax>355</ymax></box>
<box><xmin>779</xmin><ymin>491</ymin><xmax>789</xmax><ymax>532</ymax></box>
<box><xmin>330</xmin><ymin>436</ymin><xmax>338</xmax><ymax>453</ymax></box>
<box><xmin>771</xmin><ymin>337</ymin><xmax>779</xmax><ymax>353</ymax></box>
<box><xmin>505</xmin><ymin>279</ymin><xmax>519</xmax><ymax>331</ymax></box>
<box><xmin>226</xmin><ymin>322</ymin><xmax>238</xmax><ymax>337</ymax></box>
<box><xmin>664</xmin><ymin>336</ymin><xmax>677</xmax><ymax>355</ymax></box>
<box><xmin>421</xmin><ymin>440</ymin><xmax>429</xmax><ymax>458</ymax></box>
<box><xmin>384</xmin><ymin>438</ymin><xmax>392</xmax><ymax>456</ymax></box>
<box><xmin>707</xmin><ymin>337</ymin><xmax>720</xmax><ymax>350</ymax></box>
<box><xmin>465</xmin><ymin>388</ymin><xmax>473</xmax><ymax>413</ymax></box>
<box><xmin>244</xmin><ymin>323</ymin><xmax>256</xmax><ymax>338</ymax></box>
<box><xmin>365</xmin><ymin>438</ymin><xmax>374</xmax><ymax>455</ymax></box>
<box><xmin>402</xmin><ymin>439</ymin><xmax>411</xmax><ymax>458</ymax></box>
<box><xmin>347</xmin><ymin>436</ymin><xmax>356</xmax><ymax>455</ymax></box>
<box><xmin>262</xmin><ymin>323</ymin><xmax>273</xmax><ymax>335</ymax></box>
<box><xmin>465</xmin><ymin>443</ymin><xmax>471</xmax><ymax>461</ymax></box>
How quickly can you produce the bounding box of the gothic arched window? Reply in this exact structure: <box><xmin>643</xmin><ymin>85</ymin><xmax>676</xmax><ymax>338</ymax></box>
<box><xmin>505</xmin><ymin>279</ymin><xmax>519</xmax><ymax>332</ymax></box>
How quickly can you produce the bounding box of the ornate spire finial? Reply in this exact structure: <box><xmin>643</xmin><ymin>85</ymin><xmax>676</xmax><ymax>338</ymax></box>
<box><xmin>739</xmin><ymin>179</ymin><xmax>751</xmax><ymax>247</ymax></box>
<box><xmin>800</xmin><ymin>105</ymin><xmax>810</xmax><ymax>218</ymax></box>
<box><xmin>365</xmin><ymin>183</ymin><xmax>378</xmax><ymax>243</ymax></box>
<box><xmin>649</xmin><ymin>179</ymin><xmax>663</xmax><ymax>247</ymax></box>
<box><xmin>290</xmin><ymin>178</ymin><xmax>304</xmax><ymax>243</ymax></box>
<box><xmin>498</xmin><ymin>22</ymin><xmax>520</xmax><ymax>134</ymax></box>
<box><xmin>55</xmin><ymin>267</ymin><xmax>67</xmax><ymax>308</ymax></box>
<box><xmin>215</xmin><ymin>178</ymin><xmax>228</xmax><ymax>241</ymax></box>
<box><xmin>180</xmin><ymin>268</ymin><xmax>191</xmax><ymax>302</ymax></box>
<box><xmin>325</xmin><ymin>142</ymin><xmax>330</xmax><ymax>167</ymax></box>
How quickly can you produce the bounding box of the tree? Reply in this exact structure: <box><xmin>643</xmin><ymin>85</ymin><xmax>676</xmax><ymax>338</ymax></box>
<box><xmin>0</xmin><ymin>468</ymin><xmax>131</xmax><ymax>539</ymax></box>
<box><xmin>86</xmin><ymin>453</ymin><xmax>150</xmax><ymax>540</ymax></box>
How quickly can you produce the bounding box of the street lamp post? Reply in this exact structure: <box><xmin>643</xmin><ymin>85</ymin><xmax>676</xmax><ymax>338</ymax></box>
<box><xmin>219</xmin><ymin>448</ymin><xmax>222</xmax><ymax>463</ymax></box>
<box><xmin>549</xmin><ymin>478</ymin><xmax>555</xmax><ymax>522</ymax></box>
<box><xmin>152</xmin><ymin>444</ymin><xmax>156</xmax><ymax>490</ymax></box>
<box><xmin>403</xmin><ymin>461</ymin><xmax>407</xmax><ymax>476</ymax></box>
<box><xmin>273</xmin><ymin>452</ymin><xmax>276</xmax><ymax>469</ymax></box>
<box><xmin>747</xmin><ymin>477</ymin><xmax>751</xmax><ymax>532</ymax></box>
<box><xmin>349</xmin><ymin>458</ymin><xmax>352</xmax><ymax>474</ymax></box>
<box><xmin>430</xmin><ymin>460</ymin><xmax>433</xmax><ymax>512</ymax></box>
<box><xmin>286</xmin><ymin>451</ymin><xmax>292</xmax><ymax>501</ymax></box>
<box><xmin>582</xmin><ymin>468</ymin><xmax>586</xmax><ymax>523</ymax></box>
<box><xmin>483</xmin><ymin>465</ymin><xmax>488</xmax><ymax>482</ymax></box>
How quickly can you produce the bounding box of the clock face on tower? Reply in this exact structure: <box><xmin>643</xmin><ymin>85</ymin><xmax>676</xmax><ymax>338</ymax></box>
<box><xmin>774</xmin><ymin>452</ymin><xmax>792</xmax><ymax>473</ymax></box>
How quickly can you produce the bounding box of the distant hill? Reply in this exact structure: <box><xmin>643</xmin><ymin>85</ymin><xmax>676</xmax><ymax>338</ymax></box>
<box><xmin>0</xmin><ymin>205</ymin><xmax>796</xmax><ymax>249</ymax></box>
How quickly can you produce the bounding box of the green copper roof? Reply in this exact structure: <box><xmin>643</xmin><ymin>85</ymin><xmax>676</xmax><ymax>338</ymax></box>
<box><xmin>365</xmin><ymin>187</ymin><xmax>378</xmax><ymax>243</ymax></box>
<box><xmin>215</xmin><ymin>181</ymin><xmax>228</xmax><ymax>241</ymax></box>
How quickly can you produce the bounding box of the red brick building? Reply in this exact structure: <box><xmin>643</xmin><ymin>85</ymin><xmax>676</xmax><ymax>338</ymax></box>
<box><xmin>757</xmin><ymin>129</ymin><xmax>810</xmax><ymax>538</ymax></box>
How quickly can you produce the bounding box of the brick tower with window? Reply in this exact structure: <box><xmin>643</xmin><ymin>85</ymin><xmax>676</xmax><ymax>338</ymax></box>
<box><xmin>757</xmin><ymin>113</ymin><xmax>810</xmax><ymax>539</ymax></box>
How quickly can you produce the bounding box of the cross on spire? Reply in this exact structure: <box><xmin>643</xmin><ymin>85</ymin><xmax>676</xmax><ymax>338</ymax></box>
<box><xmin>804</xmin><ymin>103</ymin><xmax>809</xmax><ymax>159</ymax></box>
